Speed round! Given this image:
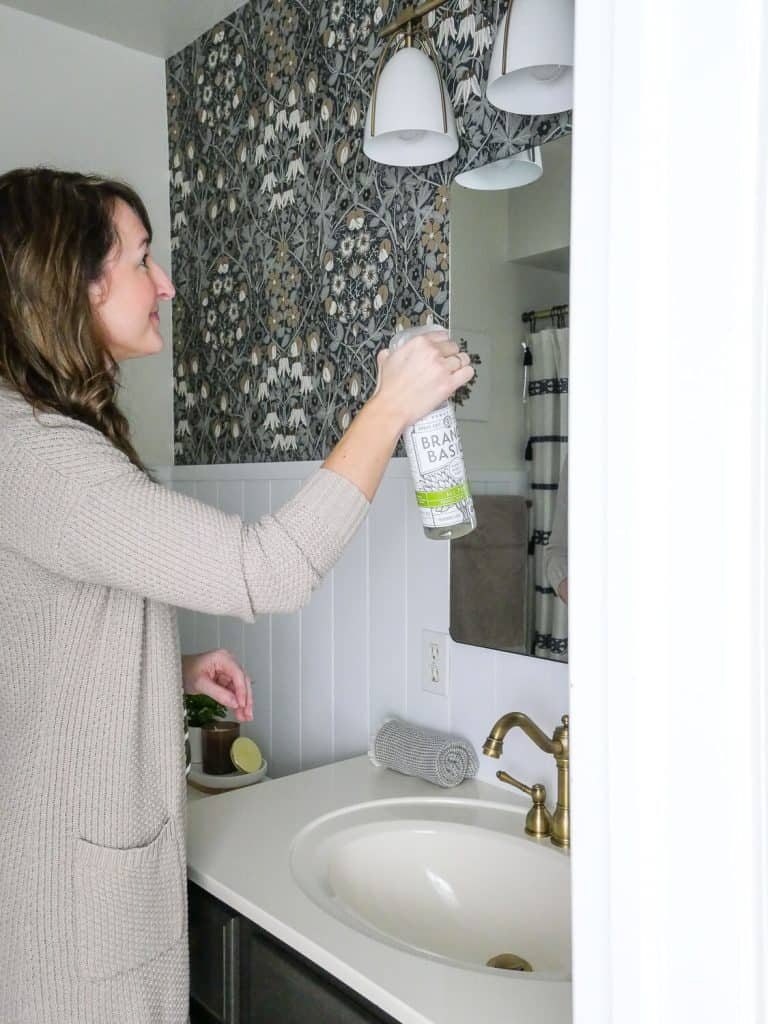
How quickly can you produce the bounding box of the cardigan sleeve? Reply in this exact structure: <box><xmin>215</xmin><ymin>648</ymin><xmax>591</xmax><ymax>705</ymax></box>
<box><xmin>0</xmin><ymin>410</ymin><xmax>368</xmax><ymax>619</ymax></box>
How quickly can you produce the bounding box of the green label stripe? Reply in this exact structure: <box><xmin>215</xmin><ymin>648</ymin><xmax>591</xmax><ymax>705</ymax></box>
<box><xmin>415</xmin><ymin>482</ymin><xmax>471</xmax><ymax>509</ymax></box>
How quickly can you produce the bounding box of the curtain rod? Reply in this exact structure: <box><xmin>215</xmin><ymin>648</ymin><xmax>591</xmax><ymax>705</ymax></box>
<box><xmin>521</xmin><ymin>304</ymin><xmax>569</xmax><ymax>324</ymax></box>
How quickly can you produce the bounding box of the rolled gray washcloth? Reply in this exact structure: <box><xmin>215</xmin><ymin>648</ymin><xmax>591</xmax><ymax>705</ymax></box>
<box><xmin>369</xmin><ymin>718</ymin><xmax>479</xmax><ymax>788</ymax></box>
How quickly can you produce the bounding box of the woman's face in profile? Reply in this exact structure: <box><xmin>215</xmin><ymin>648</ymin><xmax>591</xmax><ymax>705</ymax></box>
<box><xmin>89</xmin><ymin>199</ymin><xmax>175</xmax><ymax>362</ymax></box>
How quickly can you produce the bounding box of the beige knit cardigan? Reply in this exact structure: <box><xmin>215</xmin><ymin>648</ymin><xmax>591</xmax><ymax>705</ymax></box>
<box><xmin>0</xmin><ymin>383</ymin><xmax>369</xmax><ymax>1023</ymax></box>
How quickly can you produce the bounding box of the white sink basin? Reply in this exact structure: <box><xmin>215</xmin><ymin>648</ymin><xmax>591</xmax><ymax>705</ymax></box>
<box><xmin>290</xmin><ymin>797</ymin><xmax>570</xmax><ymax>980</ymax></box>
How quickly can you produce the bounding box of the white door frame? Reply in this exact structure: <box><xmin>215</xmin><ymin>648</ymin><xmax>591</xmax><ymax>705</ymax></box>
<box><xmin>569</xmin><ymin>0</ymin><xmax>768</xmax><ymax>1021</ymax></box>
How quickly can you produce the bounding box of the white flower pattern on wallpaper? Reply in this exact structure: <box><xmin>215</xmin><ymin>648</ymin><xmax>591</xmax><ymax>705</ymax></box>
<box><xmin>166</xmin><ymin>0</ymin><xmax>570</xmax><ymax>463</ymax></box>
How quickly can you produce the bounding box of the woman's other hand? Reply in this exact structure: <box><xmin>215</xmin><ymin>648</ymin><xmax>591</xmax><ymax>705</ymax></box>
<box><xmin>181</xmin><ymin>649</ymin><xmax>253</xmax><ymax>722</ymax></box>
<box><xmin>373</xmin><ymin>330</ymin><xmax>474</xmax><ymax>431</ymax></box>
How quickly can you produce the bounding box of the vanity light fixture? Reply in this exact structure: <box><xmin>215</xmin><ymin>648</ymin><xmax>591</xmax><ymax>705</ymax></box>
<box><xmin>486</xmin><ymin>0</ymin><xmax>574</xmax><ymax>115</ymax></box>
<box><xmin>363</xmin><ymin>0</ymin><xmax>459</xmax><ymax>167</ymax></box>
<box><xmin>454</xmin><ymin>144</ymin><xmax>543</xmax><ymax>190</ymax></box>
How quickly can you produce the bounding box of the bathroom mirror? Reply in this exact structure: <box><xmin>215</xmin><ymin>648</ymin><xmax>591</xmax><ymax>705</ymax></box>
<box><xmin>449</xmin><ymin>133</ymin><xmax>571</xmax><ymax>663</ymax></box>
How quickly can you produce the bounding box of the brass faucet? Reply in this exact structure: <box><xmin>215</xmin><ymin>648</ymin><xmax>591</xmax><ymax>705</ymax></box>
<box><xmin>483</xmin><ymin>713</ymin><xmax>570</xmax><ymax>850</ymax></box>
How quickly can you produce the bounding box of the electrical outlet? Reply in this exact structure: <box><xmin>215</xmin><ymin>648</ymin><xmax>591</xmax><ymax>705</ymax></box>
<box><xmin>421</xmin><ymin>630</ymin><xmax>449</xmax><ymax>696</ymax></box>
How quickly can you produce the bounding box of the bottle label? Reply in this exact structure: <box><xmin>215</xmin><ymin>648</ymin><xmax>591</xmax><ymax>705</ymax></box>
<box><xmin>403</xmin><ymin>404</ymin><xmax>474</xmax><ymax>529</ymax></box>
<box><xmin>415</xmin><ymin>482</ymin><xmax>471</xmax><ymax>508</ymax></box>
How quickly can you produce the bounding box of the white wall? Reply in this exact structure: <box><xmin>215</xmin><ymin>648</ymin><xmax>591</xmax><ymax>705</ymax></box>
<box><xmin>155</xmin><ymin>459</ymin><xmax>569</xmax><ymax>798</ymax></box>
<box><xmin>0</xmin><ymin>4</ymin><xmax>173</xmax><ymax>465</ymax></box>
<box><xmin>569</xmin><ymin>0</ymin><xmax>768</xmax><ymax>1019</ymax></box>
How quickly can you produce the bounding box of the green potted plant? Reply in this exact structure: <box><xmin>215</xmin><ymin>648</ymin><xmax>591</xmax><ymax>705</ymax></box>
<box><xmin>184</xmin><ymin>694</ymin><xmax>226</xmax><ymax>767</ymax></box>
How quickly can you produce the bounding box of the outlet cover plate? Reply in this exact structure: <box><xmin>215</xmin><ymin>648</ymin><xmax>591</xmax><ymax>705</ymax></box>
<box><xmin>422</xmin><ymin>630</ymin><xmax>449</xmax><ymax>697</ymax></box>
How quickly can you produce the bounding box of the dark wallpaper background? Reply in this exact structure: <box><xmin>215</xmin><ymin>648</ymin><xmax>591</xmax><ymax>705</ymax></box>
<box><xmin>166</xmin><ymin>0</ymin><xmax>570</xmax><ymax>463</ymax></box>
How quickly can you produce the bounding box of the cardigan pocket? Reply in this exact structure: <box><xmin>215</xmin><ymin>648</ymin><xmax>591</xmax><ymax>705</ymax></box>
<box><xmin>72</xmin><ymin>817</ymin><xmax>185</xmax><ymax>980</ymax></box>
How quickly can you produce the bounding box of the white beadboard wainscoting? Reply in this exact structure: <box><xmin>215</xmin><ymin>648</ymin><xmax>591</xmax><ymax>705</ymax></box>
<box><xmin>154</xmin><ymin>458</ymin><xmax>569</xmax><ymax>792</ymax></box>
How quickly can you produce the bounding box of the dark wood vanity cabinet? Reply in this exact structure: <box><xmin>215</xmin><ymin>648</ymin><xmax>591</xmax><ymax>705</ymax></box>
<box><xmin>188</xmin><ymin>882</ymin><xmax>400</xmax><ymax>1024</ymax></box>
<box><xmin>188</xmin><ymin>882</ymin><xmax>239</xmax><ymax>1023</ymax></box>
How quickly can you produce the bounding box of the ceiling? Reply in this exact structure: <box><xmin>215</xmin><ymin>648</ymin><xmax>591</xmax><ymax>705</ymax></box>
<box><xmin>1</xmin><ymin>0</ymin><xmax>248</xmax><ymax>57</ymax></box>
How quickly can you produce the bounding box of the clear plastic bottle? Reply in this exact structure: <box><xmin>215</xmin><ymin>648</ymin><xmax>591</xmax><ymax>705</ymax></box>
<box><xmin>389</xmin><ymin>326</ymin><xmax>476</xmax><ymax>540</ymax></box>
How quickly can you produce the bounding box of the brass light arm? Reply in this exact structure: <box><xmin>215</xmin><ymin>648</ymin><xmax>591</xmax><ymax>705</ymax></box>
<box><xmin>501</xmin><ymin>0</ymin><xmax>515</xmax><ymax>76</ymax></box>
<box><xmin>378</xmin><ymin>0</ymin><xmax>452</xmax><ymax>39</ymax></box>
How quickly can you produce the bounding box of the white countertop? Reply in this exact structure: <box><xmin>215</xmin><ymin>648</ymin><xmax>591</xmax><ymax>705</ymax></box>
<box><xmin>186</xmin><ymin>755</ymin><xmax>572</xmax><ymax>1024</ymax></box>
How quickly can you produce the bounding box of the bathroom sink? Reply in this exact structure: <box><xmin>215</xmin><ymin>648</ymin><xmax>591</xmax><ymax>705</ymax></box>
<box><xmin>289</xmin><ymin>797</ymin><xmax>571</xmax><ymax>979</ymax></box>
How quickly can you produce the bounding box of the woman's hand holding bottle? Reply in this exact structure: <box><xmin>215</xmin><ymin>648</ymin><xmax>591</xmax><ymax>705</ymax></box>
<box><xmin>371</xmin><ymin>329</ymin><xmax>474</xmax><ymax>431</ymax></box>
<box><xmin>322</xmin><ymin>330</ymin><xmax>474</xmax><ymax>503</ymax></box>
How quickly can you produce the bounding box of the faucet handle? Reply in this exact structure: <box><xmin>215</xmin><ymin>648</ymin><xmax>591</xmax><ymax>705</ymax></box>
<box><xmin>496</xmin><ymin>771</ymin><xmax>552</xmax><ymax>839</ymax></box>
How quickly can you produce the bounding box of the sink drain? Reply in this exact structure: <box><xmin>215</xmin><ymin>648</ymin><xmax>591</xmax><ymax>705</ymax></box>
<box><xmin>486</xmin><ymin>953</ymin><xmax>533</xmax><ymax>972</ymax></box>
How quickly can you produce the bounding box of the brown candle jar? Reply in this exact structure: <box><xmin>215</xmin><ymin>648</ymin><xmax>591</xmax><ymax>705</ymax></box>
<box><xmin>201</xmin><ymin>721</ymin><xmax>240</xmax><ymax>774</ymax></box>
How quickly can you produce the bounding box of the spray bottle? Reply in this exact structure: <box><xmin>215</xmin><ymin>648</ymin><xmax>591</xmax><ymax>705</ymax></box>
<box><xmin>389</xmin><ymin>325</ymin><xmax>476</xmax><ymax>540</ymax></box>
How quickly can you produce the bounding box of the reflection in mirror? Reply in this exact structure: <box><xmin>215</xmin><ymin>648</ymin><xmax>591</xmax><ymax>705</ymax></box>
<box><xmin>449</xmin><ymin>134</ymin><xmax>571</xmax><ymax>663</ymax></box>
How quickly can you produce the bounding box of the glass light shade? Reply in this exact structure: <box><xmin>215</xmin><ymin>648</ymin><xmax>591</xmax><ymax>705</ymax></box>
<box><xmin>454</xmin><ymin>146</ymin><xmax>543</xmax><ymax>190</ymax></box>
<box><xmin>364</xmin><ymin>47</ymin><xmax>459</xmax><ymax>167</ymax></box>
<box><xmin>486</xmin><ymin>0</ymin><xmax>574</xmax><ymax>115</ymax></box>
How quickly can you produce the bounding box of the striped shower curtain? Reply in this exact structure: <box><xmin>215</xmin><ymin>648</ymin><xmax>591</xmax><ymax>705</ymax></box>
<box><xmin>524</xmin><ymin>326</ymin><xmax>569</xmax><ymax>662</ymax></box>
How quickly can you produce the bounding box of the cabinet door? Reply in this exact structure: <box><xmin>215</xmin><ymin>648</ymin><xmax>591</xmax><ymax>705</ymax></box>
<box><xmin>188</xmin><ymin>882</ymin><xmax>239</xmax><ymax>1024</ymax></box>
<box><xmin>238</xmin><ymin>916</ymin><xmax>399</xmax><ymax>1024</ymax></box>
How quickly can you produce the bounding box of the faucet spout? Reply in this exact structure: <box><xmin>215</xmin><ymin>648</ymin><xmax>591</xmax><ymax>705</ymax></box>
<box><xmin>483</xmin><ymin>712</ymin><xmax>562</xmax><ymax>759</ymax></box>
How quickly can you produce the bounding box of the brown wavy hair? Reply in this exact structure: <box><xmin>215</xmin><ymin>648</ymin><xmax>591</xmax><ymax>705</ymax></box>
<box><xmin>0</xmin><ymin>167</ymin><xmax>154</xmax><ymax>471</ymax></box>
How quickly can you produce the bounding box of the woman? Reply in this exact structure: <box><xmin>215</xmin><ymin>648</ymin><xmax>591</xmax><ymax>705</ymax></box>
<box><xmin>0</xmin><ymin>167</ymin><xmax>472</xmax><ymax>1023</ymax></box>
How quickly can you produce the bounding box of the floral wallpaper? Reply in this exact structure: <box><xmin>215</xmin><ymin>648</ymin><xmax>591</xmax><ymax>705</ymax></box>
<box><xmin>166</xmin><ymin>0</ymin><xmax>571</xmax><ymax>463</ymax></box>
